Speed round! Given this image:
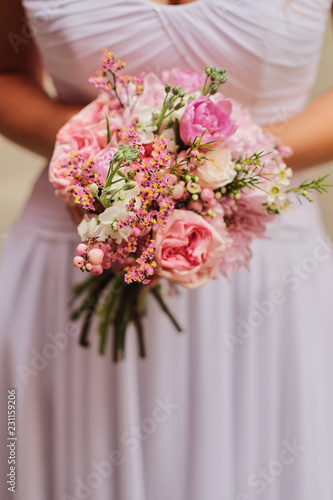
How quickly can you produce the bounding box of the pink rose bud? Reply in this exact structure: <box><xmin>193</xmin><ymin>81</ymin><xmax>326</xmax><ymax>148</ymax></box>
<box><xmin>200</xmin><ymin>188</ymin><xmax>215</xmax><ymax>202</ymax></box>
<box><xmin>73</xmin><ymin>256</ymin><xmax>85</xmax><ymax>268</ymax></box>
<box><xmin>172</xmin><ymin>183</ymin><xmax>184</xmax><ymax>199</ymax></box>
<box><xmin>88</xmin><ymin>248</ymin><xmax>104</xmax><ymax>265</ymax></box>
<box><xmin>140</xmin><ymin>228</ymin><xmax>151</xmax><ymax>237</ymax></box>
<box><xmin>131</xmin><ymin>227</ymin><xmax>141</xmax><ymax>238</ymax></box>
<box><xmin>76</xmin><ymin>243</ymin><xmax>88</xmax><ymax>256</ymax></box>
<box><xmin>124</xmin><ymin>257</ymin><xmax>136</xmax><ymax>266</ymax></box>
<box><xmin>91</xmin><ymin>264</ymin><xmax>104</xmax><ymax>275</ymax></box>
<box><xmin>188</xmin><ymin>200</ymin><xmax>203</xmax><ymax>212</ymax></box>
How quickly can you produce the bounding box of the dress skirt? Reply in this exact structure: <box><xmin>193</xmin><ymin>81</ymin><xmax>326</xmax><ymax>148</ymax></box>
<box><xmin>1</xmin><ymin>167</ymin><xmax>333</xmax><ymax>500</ymax></box>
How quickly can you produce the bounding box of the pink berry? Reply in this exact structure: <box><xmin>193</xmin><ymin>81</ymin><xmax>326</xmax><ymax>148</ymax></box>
<box><xmin>91</xmin><ymin>242</ymin><xmax>106</xmax><ymax>252</ymax></box>
<box><xmin>102</xmin><ymin>256</ymin><xmax>112</xmax><ymax>269</ymax></box>
<box><xmin>76</xmin><ymin>243</ymin><xmax>87</xmax><ymax>256</ymax></box>
<box><xmin>88</xmin><ymin>248</ymin><xmax>104</xmax><ymax>266</ymax></box>
<box><xmin>131</xmin><ymin>227</ymin><xmax>140</xmax><ymax>238</ymax></box>
<box><xmin>188</xmin><ymin>200</ymin><xmax>203</xmax><ymax>213</ymax></box>
<box><xmin>207</xmin><ymin>198</ymin><xmax>217</xmax><ymax>208</ymax></box>
<box><xmin>86</xmin><ymin>263</ymin><xmax>93</xmax><ymax>271</ymax></box>
<box><xmin>172</xmin><ymin>183</ymin><xmax>184</xmax><ymax>199</ymax></box>
<box><xmin>200</xmin><ymin>188</ymin><xmax>215</xmax><ymax>202</ymax></box>
<box><xmin>91</xmin><ymin>264</ymin><xmax>103</xmax><ymax>275</ymax></box>
<box><xmin>73</xmin><ymin>256</ymin><xmax>85</xmax><ymax>269</ymax></box>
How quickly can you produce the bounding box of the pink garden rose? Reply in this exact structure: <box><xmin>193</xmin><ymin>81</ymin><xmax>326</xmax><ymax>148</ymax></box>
<box><xmin>49</xmin><ymin>96</ymin><xmax>108</xmax><ymax>190</ymax></box>
<box><xmin>179</xmin><ymin>96</ymin><xmax>237</xmax><ymax>146</ymax></box>
<box><xmin>155</xmin><ymin>209</ymin><xmax>226</xmax><ymax>288</ymax></box>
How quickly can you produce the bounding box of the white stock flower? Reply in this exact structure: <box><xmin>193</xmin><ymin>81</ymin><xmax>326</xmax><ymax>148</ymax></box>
<box><xmin>77</xmin><ymin>215</ymin><xmax>98</xmax><ymax>241</ymax></box>
<box><xmin>135</xmin><ymin>105</ymin><xmax>157</xmax><ymax>143</ymax></box>
<box><xmin>114</xmin><ymin>183</ymin><xmax>142</xmax><ymax>209</ymax></box>
<box><xmin>94</xmin><ymin>206</ymin><xmax>133</xmax><ymax>244</ymax></box>
<box><xmin>93</xmin><ymin>183</ymin><xmax>141</xmax><ymax>243</ymax></box>
<box><xmin>161</xmin><ymin>128</ymin><xmax>177</xmax><ymax>153</ymax></box>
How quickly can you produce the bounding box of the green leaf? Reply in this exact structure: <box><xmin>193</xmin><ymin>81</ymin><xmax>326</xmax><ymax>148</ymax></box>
<box><xmin>106</xmin><ymin>115</ymin><xmax>111</xmax><ymax>144</ymax></box>
<box><xmin>97</xmin><ymin>277</ymin><xmax>123</xmax><ymax>355</ymax></box>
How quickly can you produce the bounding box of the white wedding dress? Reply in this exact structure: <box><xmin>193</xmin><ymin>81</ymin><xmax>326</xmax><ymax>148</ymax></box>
<box><xmin>1</xmin><ymin>1</ymin><xmax>333</xmax><ymax>499</ymax></box>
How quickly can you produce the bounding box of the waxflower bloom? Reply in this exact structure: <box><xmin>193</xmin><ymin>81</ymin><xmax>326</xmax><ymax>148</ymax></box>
<box><xmin>273</xmin><ymin>163</ymin><xmax>293</xmax><ymax>187</ymax></box>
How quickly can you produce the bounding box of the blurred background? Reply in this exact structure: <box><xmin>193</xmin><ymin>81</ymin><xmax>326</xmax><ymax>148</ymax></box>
<box><xmin>0</xmin><ymin>20</ymin><xmax>332</xmax><ymax>258</ymax></box>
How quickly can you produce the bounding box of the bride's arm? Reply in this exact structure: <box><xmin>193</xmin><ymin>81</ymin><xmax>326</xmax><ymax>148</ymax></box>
<box><xmin>0</xmin><ymin>0</ymin><xmax>81</xmax><ymax>158</ymax></box>
<box><xmin>264</xmin><ymin>7</ymin><xmax>333</xmax><ymax>171</ymax></box>
<box><xmin>263</xmin><ymin>87</ymin><xmax>333</xmax><ymax>171</ymax></box>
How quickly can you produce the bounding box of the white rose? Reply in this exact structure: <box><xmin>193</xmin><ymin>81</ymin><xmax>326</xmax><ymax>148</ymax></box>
<box><xmin>161</xmin><ymin>128</ymin><xmax>177</xmax><ymax>153</ymax></box>
<box><xmin>194</xmin><ymin>148</ymin><xmax>236</xmax><ymax>189</ymax></box>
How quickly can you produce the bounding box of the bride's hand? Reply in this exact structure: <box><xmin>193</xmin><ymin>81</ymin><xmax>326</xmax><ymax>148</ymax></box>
<box><xmin>262</xmin><ymin>86</ymin><xmax>333</xmax><ymax>171</ymax></box>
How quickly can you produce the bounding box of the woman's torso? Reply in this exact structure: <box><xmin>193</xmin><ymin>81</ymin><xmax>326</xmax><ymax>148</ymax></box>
<box><xmin>18</xmin><ymin>0</ymin><xmax>332</xmax><ymax>241</ymax></box>
<box><xmin>22</xmin><ymin>0</ymin><xmax>331</xmax><ymax>125</ymax></box>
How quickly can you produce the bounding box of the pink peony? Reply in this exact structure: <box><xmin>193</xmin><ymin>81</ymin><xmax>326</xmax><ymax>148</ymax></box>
<box><xmin>179</xmin><ymin>96</ymin><xmax>237</xmax><ymax>146</ymax></box>
<box><xmin>154</xmin><ymin>209</ymin><xmax>226</xmax><ymax>288</ymax></box>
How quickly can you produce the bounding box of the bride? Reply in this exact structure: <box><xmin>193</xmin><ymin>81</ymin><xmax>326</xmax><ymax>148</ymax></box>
<box><xmin>1</xmin><ymin>0</ymin><xmax>333</xmax><ymax>499</ymax></box>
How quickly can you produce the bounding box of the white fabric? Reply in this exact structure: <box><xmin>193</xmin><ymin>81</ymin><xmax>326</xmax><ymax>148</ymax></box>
<box><xmin>1</xmin><ymin>1</ymin><xmax>333</xmax><ymax>499</ymax></box>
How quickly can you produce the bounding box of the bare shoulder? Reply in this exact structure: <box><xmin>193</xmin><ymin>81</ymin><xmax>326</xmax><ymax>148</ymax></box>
<box><xmin>0</xmin><ymin>0</ymin><xmax>41</xmax><ymax>78</ymax></box>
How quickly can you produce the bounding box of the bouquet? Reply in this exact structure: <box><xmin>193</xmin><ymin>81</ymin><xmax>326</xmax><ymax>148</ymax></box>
<box><xmin>50</xmin><ymin>49</ymin><xmax>329</xmax><ymax>360</ymax></box>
